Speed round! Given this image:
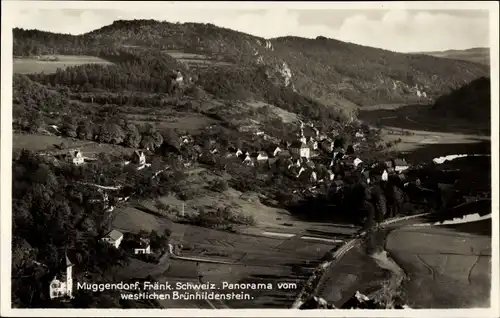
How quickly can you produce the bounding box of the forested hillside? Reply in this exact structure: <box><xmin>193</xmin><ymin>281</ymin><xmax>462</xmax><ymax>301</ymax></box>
<box><xmin>432</xmin><ymin>76</ymin><xmax>491</xmax><ymax>124</ymax></box>
<box><xmin>14</xmin><ymin>19</ymin><xmax>490</xmax><ymax>118</ymax></box>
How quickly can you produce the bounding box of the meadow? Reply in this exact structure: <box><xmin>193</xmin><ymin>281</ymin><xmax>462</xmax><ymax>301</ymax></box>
<box><xmin>13</xmin><ymin>55</ymin><xmax>113</xmax><ymax>74</ymax></box>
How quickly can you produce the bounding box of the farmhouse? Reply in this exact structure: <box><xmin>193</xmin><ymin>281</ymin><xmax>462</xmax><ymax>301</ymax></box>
<box><xmin>134</xmin><ymin>238</ymin><xmax>152</xmax><ymax>255</ymax></box>
<box><xmin>49</xmin><ymin>254</ymin><xmax>74</xmax><ymax>301</ymax></box>
<box><xmin>290</xmin><ymin>141</ymin><xmax>310</xmax><ymax>159</ymax></box>
<box><xmin>101</xmin><ymin>229</ymin><xmax>124</xmax><ymax>249</ymax></box>
<box><xmin>69</xmin><ymin>150</ymin><xmax>84</xmax><ymax>166</ymax></box>
<box><xmin>132</xmin><ymin>150</ymin><xmax>146</xmax><ymax>165</ymax></box>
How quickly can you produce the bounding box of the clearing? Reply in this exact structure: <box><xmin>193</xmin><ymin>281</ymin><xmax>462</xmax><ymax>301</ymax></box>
<box><xmin>13</xmin><ymin>55</ymin><xmax>113</xmax><ymax>74</ymax></box>
<box><xmin>13</xmin><ymin>133</ymin><xmax>136</xmax><ymax>158</ymax></box>
<box><xmin>165</xmin><ymin>50</ymin><xmax>234</xmax><ymax>69</ymax></box>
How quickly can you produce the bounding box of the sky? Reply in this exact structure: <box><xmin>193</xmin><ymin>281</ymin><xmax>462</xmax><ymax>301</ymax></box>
<box><xmin>7</xmin><ymin>2</ymin><xmax>493</xmax><ymax>53</ymax></box>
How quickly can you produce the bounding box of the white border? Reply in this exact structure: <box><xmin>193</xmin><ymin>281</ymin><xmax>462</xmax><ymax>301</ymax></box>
<box><xmin>1</xmin><ymin>1</ymin><xmax>499</xmax><ymax>317</ymax></box>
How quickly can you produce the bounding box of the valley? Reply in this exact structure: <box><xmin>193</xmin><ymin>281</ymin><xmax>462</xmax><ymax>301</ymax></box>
<box><xmin>10</xmin><ymin>18</ymin><xmax>492</xmax><ymax>311</ymax></box>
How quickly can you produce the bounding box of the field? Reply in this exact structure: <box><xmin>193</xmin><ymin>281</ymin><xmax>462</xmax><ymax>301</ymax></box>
<box><xmin>109</xmin><ymin>164</ymin><xmax>364</xmax><ymax>308</ymax></box>
<box><xmin>165</xmin><ymin>50</ymin><xmax>234</xmax><ymax>69</ymax></box>
<box><xmin>112</xmin><ymin>217</ymin><xmax>343</xmax><ymax>308</ymax></box>
<box><xmin>386</xmin><ymin>224</ymin><xmax>491</xmax><ymax>308</ymax></box>
<box><xmin>13</xmin><ymin>55</ymin><xmax>113</xmax><ymax>74</ymax></box>
<box><xmin>13</xmin><ymin>133</ymin><xmax>136</xmax><ymax>157</ymax></box>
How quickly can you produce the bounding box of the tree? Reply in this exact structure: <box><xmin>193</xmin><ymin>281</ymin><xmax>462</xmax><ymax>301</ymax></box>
<box><xmin>99</xmin><ymin>123</ymin><xmax>125</xmax><ymax>145</ymax></box>
<box><xmin>61</xmin><ymin>116</ymin><xmax>77</xmax><ymax>138</ymax></box>
<box><xmin>124</xmin><ymin>123</ymin><xmax>142</xmax><ymax>148</ymax></box>
<box><xmin>334</xmin><ymin>136</ymin><xmax>345</xmax><ymax>149</ymax></box>
<box><xmin>76</xmin><ymin>120</ymin><xmax>94</xmax><ymax>140</ymax></box>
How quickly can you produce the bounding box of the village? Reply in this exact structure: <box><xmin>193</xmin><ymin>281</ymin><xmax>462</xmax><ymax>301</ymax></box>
<box><xmin>44</xmin><ymin>117</ymin><xmax>416</xmax><ymax>302</ymax></box>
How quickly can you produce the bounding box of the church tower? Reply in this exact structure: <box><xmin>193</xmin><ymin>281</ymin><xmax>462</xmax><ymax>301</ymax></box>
<box><xmin>65</xmin><ymin>253</ymin><xmax>74</xmax><ymax>299</ymax></box>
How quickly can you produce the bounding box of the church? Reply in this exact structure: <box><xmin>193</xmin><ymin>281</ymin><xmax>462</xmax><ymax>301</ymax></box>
<box><xmin>49</xmin><ymin>254</ymin><xmax>74</xmax><ymax>301</ymax></box>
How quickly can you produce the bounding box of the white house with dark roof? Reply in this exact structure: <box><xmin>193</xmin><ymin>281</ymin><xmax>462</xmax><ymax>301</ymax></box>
<box><xmin>69</xmin><ymin>150</ymin><xmax>84</xmax><ymax>166</ymax></box>
<box><xmin>101</xmin><ymin>229</ymin><xmax>124</xmax><ymax>249</ymax></box>
<box><xmin>271</xmin><ymin>146</ymin><xmax>282</xmax><ymax>157</ymax></box>
<box><xmin>49</xmin><ymin>254</ymin><xmax>74</xmax><ymax>300</ymax></box>
<box><xmin>255</xmin><ymin>151</ymin><xmax>269</xmax><ymax>161</ymax></box>
<box><xmin>132</xmin><ymin>150</ymin><xmax>146</xmax><ymax>165</ymax></box>
<box><xmin>134</xmin><ymin>238</ymin><xmax>152</xmax><ymax>255</ymax></box>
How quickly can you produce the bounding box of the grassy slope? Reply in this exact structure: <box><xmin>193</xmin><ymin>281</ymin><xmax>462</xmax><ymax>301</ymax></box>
<box><xmin>14</xmin><ymin>21</ymin><xmax>490</xmax><ymax>119</ymax></box>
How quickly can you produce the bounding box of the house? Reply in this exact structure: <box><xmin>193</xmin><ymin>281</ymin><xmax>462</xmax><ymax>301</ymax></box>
<box><xmin>382</xmin><ymin>169</ymin><xmax>389</xmax><ymax>181</ymax></box>
<box><xmin>327</xmin><ymin>170</ymin><xmax>335</xmax><ymax>181</ymax></box>
<box><xmin>255</xmin><ymin>151</ymin><xmax>269</xmax><ymax>161</ymax></box>
<box><xmin>332</xmin><ymin>148</ymin><xmax>344</xmax><ymax>161</ymax></box>
<box><xmin>134</xmin><ymin>238</ymin><xmax>152</xmax><ymax>255</ymax></box>
<box><xmin>355</xmin><ymin>131</ymin><xmax>364</xmax><ymax>138</ymax></box>
<box><xmin>180</xmin><ymin>135</ymin><xmax>193</xmax><ymax>144</ymax></box>
<box><xmin>101</xmin><ymin>229</ymin><xmax>124</xmax><ymax>248</ymax></box>
<box><xmin>268</xmin><ymin>146</ymin><xmax>282</xmax><ymax>157</ymax></box>
<box><xmin>393</xmin><ymin>158</ymin><xmax>409</xmax><ymax>173</ymax></box>
<box><xmin>210</xmin><ymin>147</ymin><xmax>218</xmax><ymax>154</ymax></box>
<box><xmin>242</xmin><ymin>154</ymin><xmax>254</xmax><ymax>166</ymax></box>
<box><xmin>49</xmin><ymin>254</ymin><xmax>74</xmax><ymax>300</ymax></box>
<box><xmin>302</xmin><ymin>126</ymin><xmax>316</xmax><ymax>139</ymax></box>
<box><xmin>297</xmin><ymin>167</ymin><xmax>317</xmax><ymax>182</ymax></box>
<box><xmin>290</xmin><ymin>141</ymin><xmax>310</xmax><ymax>159</ymax></box>
<box><xmin>69</xmin><ymin>150</ymin><xmax>84</xmax><ymax>166</ymax></box>
<box><xmin>132</xmin><ymin>150</ymin><xmax>146</xmax><ymax>165</ymax></box>
<box><xmin>307</xmin><ymin>139</ymin><xmax>318</xmax><ymax>150</ymax></box>
<box><xmin>353</xmin><ymin>157</ymin><xmax>363</xmax><ymax>168</ymax></box>
<box><xmin>175</xmin><ymin>70</ymin><xmax>184</xmax><ymax>84</ymax></box>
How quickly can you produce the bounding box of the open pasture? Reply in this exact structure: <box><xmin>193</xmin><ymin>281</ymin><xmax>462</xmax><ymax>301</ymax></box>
<box><xmin>13</xmin><ymin>55</ymin><xmax>113</xmax><ymax>74</ymax></box>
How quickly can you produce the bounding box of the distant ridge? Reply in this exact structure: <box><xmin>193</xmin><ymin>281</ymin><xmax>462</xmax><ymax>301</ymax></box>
<box><xmin>414</xmin><ymin>47</ymin><xmax>490</xmax><ymax>66</ymax></box>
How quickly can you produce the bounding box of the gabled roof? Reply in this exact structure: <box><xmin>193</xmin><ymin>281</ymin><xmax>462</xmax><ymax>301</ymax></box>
<box><xmin>291</xmin><ymin>141</ymin><xmax>309</xmax><ymax>149</ymax></box>
<box><xmin>257</xmin><ymin>151</ymin><xmax>268</xmax><ymax>157</ymax></box>
<box><xmin>268</xmin><ymin>157</ymin><xmax>279</xmax><ymax>165</ymax></box>
<box><xmin>104</xmin><ymin>229</ymin><xmax>123</xmax><ymax>241</ymax></box>
<box><xmin>69</xmin><ymin>150</ymin><xmax>81</xmax><ymax>158</ymax></box>
<box><xmin>393</xmin><ymin>158</ymin><xmax>408</xmax><ymax>166</ymax></box>
<box><xmin>278</xmin><ymin>150</ymin><xmax>291</xmax><ymax>157</ymax></box>
<box><xmin>302</xmin><ymin>126</ymin><xmax>316</xmax><ymax>137</ymax></box>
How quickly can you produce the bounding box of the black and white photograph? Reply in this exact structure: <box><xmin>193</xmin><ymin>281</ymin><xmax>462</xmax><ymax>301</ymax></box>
<box><xmin>1</xmin><ymin>1</ymin><xmax>499</xmax><ymax>316</ymax></box>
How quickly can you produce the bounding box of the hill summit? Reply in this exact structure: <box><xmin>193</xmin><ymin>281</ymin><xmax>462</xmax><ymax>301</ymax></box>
<box><xmin>14</xmin><ymin>19</ymin><xmax>489</xmax><ymax>120</ymax></box>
